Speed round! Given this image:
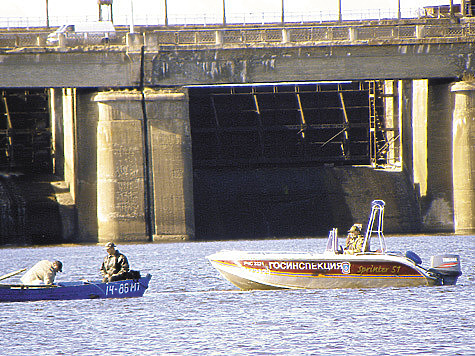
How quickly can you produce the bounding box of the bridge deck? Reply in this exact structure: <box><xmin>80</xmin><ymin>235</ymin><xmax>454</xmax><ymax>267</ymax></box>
<box><xmin>1</xmin><ymin>18</ymin><xmax>475</xmax><ymax>87</ymax></box>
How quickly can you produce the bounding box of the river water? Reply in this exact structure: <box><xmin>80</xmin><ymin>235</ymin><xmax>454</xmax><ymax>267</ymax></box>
<box><xmin>0</xmin><ymin>234</ymin><xmax>473</xmax><ymax>356</ymax></box>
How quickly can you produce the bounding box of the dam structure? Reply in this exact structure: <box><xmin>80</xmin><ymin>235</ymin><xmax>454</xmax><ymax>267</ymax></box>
<box><xmin>0</xmin><ymin>12</ymin><xmax>474</xmax><ymax>244</ymax></box>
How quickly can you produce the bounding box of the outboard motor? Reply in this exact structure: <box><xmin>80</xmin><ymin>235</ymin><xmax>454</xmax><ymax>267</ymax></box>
<box><xmin>428</xmin><ymin>254</ymin><xmax>462</xmax><ymax>285</ymax></box>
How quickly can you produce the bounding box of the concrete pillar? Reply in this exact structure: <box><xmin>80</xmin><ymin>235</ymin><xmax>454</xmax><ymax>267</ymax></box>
<box><xmin>94</xmin><ymin>88</ymin><xmax>194</xmax><ymax>242</ymax></box>
<box><xmin>144</xmin><ymin>32</ymin><xmax>158</xmax><ymax>48</ymax></box>
<box><xmin>281</xmin><ymin>29</ymin><xmax>289</xmax><ymax>44</ymax></box>
<box><xmin>349</xmin><ymin>28</ymin><xmax>357</xmax><ymax>42</ymax></box>
<box><xmin>49</xmin><ymin>88</ymin><xmax>77</xmax><ymax>242</ymax></box>
<box><xmin>76</xmin><ymin>90</ymin><xmax>100</xmax><ymax>241</ymax></box>
<box><xmin>49</xmin><ymin>88</ymin><xmax>64</xmax><ymax>177</ymax></box>
<box><xmin>412</xmin><ymin>79</ymin><xmax>429</xmax><ymax>197</ymax></box>
<box><xmin>215</xmin><ymin>30</ymin><xmax>224</xmax><ymax>45</ymax></box>
<box><xmin>58</xmin><ymin>33</ymin><xmax>67</xmax><ymax>48</ymax></box>
<box><xmin>412</xmin><ymin>80</ymin><xmax>455</xmax><ymax>231</ymax></box>
<box><xmin>126</xmin><ymin>33</ymin><xmax>144</xmax><ymax>52</ymax></box>
<box><xmin>148</xmin><ymin>90</ymin><xmax>194</xmax><ymax>241</ymax></box>
<box><xmin>36</xmin><ymin>35</ymin><xmax>46</xmax><ymax>47</ymax></box>
<box><xmin>95</xmin><ymin>90</ymin><xmax>147</xmax><ymax>242</ymax></box>
<box><xmin>425</xmin><ymin>80</ymin><xmax>454</xmax><ymax>231</ymax></box>
<box><xmin>399</xmin><ymin>80</ymin><xmax>414</xmax><ymax>180</ymax></box>
<box><xmin>383</xmin><ymin>80</ymin><xmax>400</xmax><ymax>167</ymax></box>
<box><xmin>416</xmin><ymin>25</ymin><xmax>424</xmax><ymax>39</ymax></box>
<box><xmin>451</xmin><ymin>82</ymin><xmax>475</xmax><ymax>234</ymax></box>
<box><xmin>62</xmin><ymin>88</ymin><xmax>77</xmax><ymax>202</ymax></box>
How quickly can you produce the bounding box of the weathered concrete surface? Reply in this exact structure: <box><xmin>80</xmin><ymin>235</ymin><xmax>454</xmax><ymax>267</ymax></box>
<box><xmin>76</xmin><ymin>90</ymin><xmax>100</xmax><ymax>242</ymax></box>
<box><xmin>193</xmin><ymin>166</ymin><xmax>420</xmax><ymax>239</ymax></box>
<box><xmin>2</xmin><ymin>19</ymin><xmax>475</xmax><ymax>87</ymax></box>
<box><xmin>94</xmin><ymin>89</ymin><xmax>194</xmax><ymax>242</ymax></box>
<box><xmin>148</xmin><ymin>91</ymin><xmax>195</xmax><ymax>241</ymax></box>
<box><xmin>49</xmin><ymin>88</ymin><xmax>77</xmax><ymax>241</ymax></box>
<box><xmin>0</xmin><ymin>42</ymin><xmax>475</xmax><ymax>87</ymax></box>
<box><xmin>383</xmin><ymin>80</ymin><xmax>400</xmax><ymax>166</ymax></box>
<box><xmin>148</xmin><ymin>43</ymin><xmax>474</xmax><ymax>86</ymax></box>
<box><xmin>412</xmin><ymin>79</ymin><xmax>429</xmax><ymax>197</ymax></box>
<box><xmin>95</xmin><ymin>90</ymin><xmax>148</xmax><ymax>242</ymax></box>
<box><xmin>62</xmin><ymin>88</ymin><xmax>77</xmax><ymax>202</ymax></box>
<box><xmin>399</xmin><ymin>80</ymin><xmax>414</xmax><ymax>179</ymax></box>
<box><xmin>412</xmin><ymin>79</ymin><xmax>455</xmax><ymax>232</ymax></box>
<box><xmin>451</xmin><ymin>81</ymin><xmax>475</xmax><ymax>234</ymax></box>
<box><xmin>424</xmin><ymin>80</ymin><xmax>455</xmax><ymax>231</ymax></box>
<box><xmin>0</xmin><ymin>51</ymin><xmax>139</xmax><ymax>88</ymax></box>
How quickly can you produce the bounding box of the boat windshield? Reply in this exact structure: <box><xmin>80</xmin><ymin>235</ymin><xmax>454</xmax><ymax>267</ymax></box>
<box><xmin>324</xmin><ymin>228</ymin><xmax>339</xmax><ymax>254</ymax></box>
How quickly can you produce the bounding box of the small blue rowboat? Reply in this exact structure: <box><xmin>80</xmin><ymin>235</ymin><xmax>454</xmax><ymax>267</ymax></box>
<box><xmin>0</xmin><ymin>274</ymin><xmax>152</xmax><ymax>302</ymax></box>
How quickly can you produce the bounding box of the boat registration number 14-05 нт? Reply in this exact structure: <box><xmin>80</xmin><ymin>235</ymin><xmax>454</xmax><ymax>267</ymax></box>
<box><xmin>105</xmin><ymin>281</ymin><xmax>141</xmax><ymax>296</ymax></box>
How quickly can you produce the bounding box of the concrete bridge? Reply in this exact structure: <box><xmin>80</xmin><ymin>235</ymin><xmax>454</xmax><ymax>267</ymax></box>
<box><xmin>0</xmin><ymin>16</ymin><xmax>474</xmax><ymax>244</ymax></box>
<box><xmin>2</xmin><ymin>18</ymin><xmax>475</xmax><ymax>86</ymax></box>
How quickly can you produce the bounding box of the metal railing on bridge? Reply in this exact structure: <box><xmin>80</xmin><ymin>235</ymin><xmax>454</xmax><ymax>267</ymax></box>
<box><xmin>1</xmin><ymin>20</ymin><xmax>475</xmax><ymax>49</ymax></box>
<box><xmin>146</xmin><ymin>21</ymin><xmax>475</xmax><ymax>47</ymax></box>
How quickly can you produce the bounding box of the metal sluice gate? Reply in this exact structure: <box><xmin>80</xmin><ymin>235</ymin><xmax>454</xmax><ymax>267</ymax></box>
<box><xmin>188</xmin><ymin>81</ymin><xmax>395</xmax><ymax>169</ymax></box>
<box><xmin>0</xmin><ymin>89</ymin><xmax>51</xmax><ymax>172</ymax></box>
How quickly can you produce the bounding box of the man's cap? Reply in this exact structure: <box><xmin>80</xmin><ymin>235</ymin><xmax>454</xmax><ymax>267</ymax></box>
<box><xmin>348</xmin><ymin>224</ymin><xmax>361</xmax><ymax>233</ymax></box>
<box><xmin>54</xmin><ymin>260</ymin><xmax>63</xmax><ymax>272</ymax></box>
<box><xmin>105</xmin><ymin>242</ymin><xmax>116</xmax><ymax>249</ymax></box>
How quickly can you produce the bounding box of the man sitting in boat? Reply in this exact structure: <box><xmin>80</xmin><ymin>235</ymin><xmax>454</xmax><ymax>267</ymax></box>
<box><xmin>20</xmin><ymin>260</ymin><xmax>63</xmax><ymax>285</ymax></box>
<box><xmin>344</xmin><ymin>224</ymin><xmax>365</xmax><ymax>254</ymax></box>
<box><xmin>101</xmin><ymin>242</ymin><xmax>130</xmax><ymax>283</ymax></box>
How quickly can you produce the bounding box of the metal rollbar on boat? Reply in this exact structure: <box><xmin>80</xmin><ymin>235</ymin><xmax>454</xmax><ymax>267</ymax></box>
<box><xmin>362</xmin><ymin>200</ymin><xmax>387</xmax><ymax>253</ymax></box>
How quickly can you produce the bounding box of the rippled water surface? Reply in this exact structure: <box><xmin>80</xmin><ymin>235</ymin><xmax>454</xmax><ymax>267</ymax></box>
<box><xmin>0</xmin><ymin>235</ymin><xmax>474</xmax><ymax>355</ymax></box>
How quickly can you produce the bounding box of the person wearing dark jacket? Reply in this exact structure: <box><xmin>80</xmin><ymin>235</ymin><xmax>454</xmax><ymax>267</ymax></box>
<box><xmin>101</xmin><ymin>242</ymin><xmax>130</xmax><ymax>283</ymax></box>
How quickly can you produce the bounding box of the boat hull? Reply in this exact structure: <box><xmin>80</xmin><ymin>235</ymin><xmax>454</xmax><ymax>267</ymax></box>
<box><xmin>0</xmin><ymin>274</ymin><xmax>152</xmax><ymax>302</ymax></box>
<box><xmin>208</xmin><ymin>252</ymin><xmax>438</xmax><ymax>290</ymax></box>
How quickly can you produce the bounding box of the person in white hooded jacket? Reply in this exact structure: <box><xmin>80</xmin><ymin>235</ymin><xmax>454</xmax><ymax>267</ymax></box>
<box><xmin>20</xmin><ymin>260</ymin><xmax>62</xmax><ymax>285</ymax></box>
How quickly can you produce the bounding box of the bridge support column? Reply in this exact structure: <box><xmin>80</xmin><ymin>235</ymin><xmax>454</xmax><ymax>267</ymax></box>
<box><xmin>94</xmin><ymin>88</ymin><xmax>194</xmax><ymax>242</ymax></box>
<box><xmin>412</xmin><ymin>79</ymin><xmax>454</xmax><ymax>232</ymax></box>
<box><xmin>383</xmin><ymin>80</ymin><xmax>400</xmax><ymax>166</ymax></box>
<box><xmin>62</xmin><ymin>88</ymin><xmax>77</xmax><ymax>202</ymax></box>
<box><xmin>451</xmin><ymin>82</ymin><xmax>475</xmax><ymax>234</ymax></box>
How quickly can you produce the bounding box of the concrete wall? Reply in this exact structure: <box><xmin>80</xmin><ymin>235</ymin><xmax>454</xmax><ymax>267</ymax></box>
<box><xmin>193</xmin><ymin>166</ymin><xmax>420</xmax><ymax>239</ymax></box>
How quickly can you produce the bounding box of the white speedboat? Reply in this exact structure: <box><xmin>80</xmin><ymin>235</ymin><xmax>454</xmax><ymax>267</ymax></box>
<box><xmin>207</xmin><ymin>200</ymin><xmax>462</xmax><ymax>290</ymax></box>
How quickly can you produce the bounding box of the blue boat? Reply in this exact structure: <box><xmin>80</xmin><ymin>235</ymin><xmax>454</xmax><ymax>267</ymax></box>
<box><xmin>0</xmin><ymin>274</ymin><xmax>152</xmax><ymax>302</ymax></box>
